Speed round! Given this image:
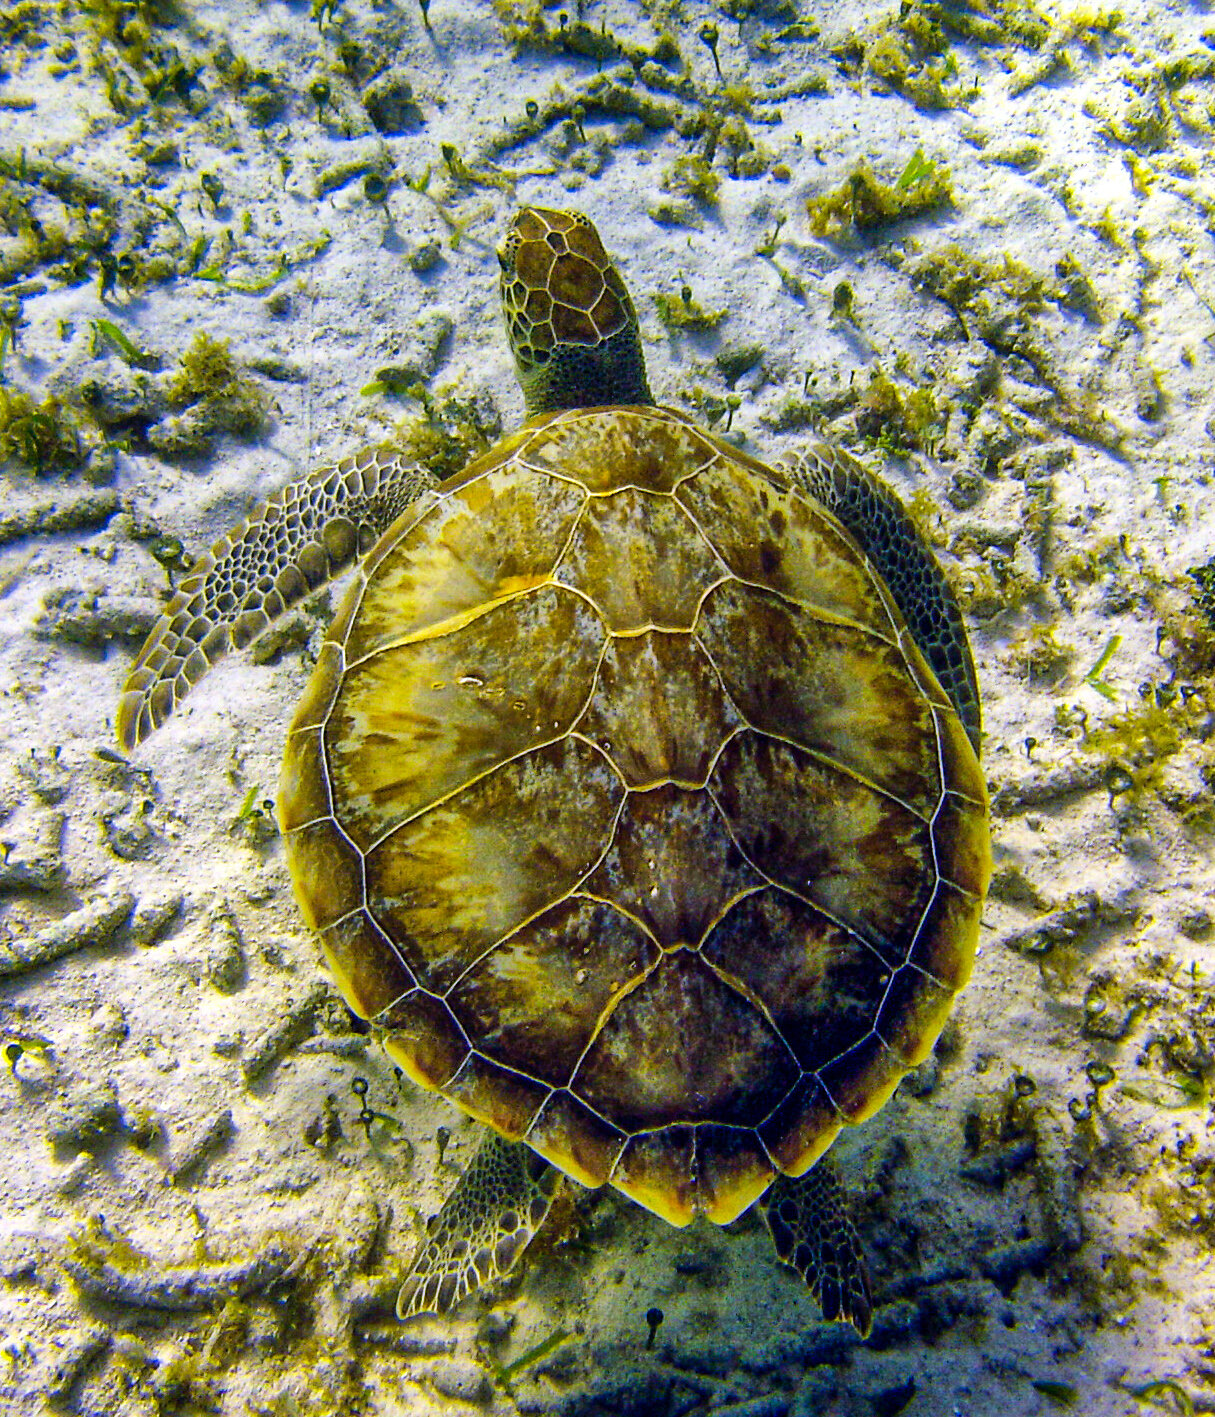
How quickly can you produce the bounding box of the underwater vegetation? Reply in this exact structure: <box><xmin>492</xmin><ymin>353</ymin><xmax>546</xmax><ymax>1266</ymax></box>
<box><xmin>805</xmin><ymin>151</ymin><xmax>954</xmax><ymax>238</ymax></box>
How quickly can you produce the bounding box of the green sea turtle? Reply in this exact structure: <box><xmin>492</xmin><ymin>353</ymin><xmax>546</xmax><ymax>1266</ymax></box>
<box><xmin>117</xmin><ymin>206</ymin><xmax>990</xmax><ymax>1337</ymax></box>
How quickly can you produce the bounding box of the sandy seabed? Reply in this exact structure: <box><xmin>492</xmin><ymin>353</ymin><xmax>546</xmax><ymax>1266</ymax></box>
<box><xmin>1</xmin><ymin>1</ymin><xmax>1214</xmax><ymax>1414</ymax></box>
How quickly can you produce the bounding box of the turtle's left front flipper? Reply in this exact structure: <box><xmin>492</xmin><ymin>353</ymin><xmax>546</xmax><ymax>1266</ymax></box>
<box><xmin>397</xmin><ymin>1133</ymin><xmax>563</xmax><ymax>1320</ymax></box>
<box><xmin>760</xmin><ymin>1155</ymin><xmax>873</xmax><ymax>1339</ymax></box>
<box><xmin>116</xmin><ymin>448</ymin><xmax>435</xmax><ymax>750</ymax></box>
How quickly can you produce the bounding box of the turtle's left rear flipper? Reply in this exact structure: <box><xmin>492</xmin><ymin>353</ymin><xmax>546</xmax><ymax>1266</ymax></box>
<box><xmin>398</xmin><ymin>1133</ymin><xmax>562</xmax><ymax>1320</ymax></box>
<box><xmin>116</xmin><ymin>448</ymin><xmax>435</xmax><ymax>750</ymax></box>
<box><xmin>760</xmin><ymin>1155</ymin><xmax>873</xmax><ymax>1338</ymax></box>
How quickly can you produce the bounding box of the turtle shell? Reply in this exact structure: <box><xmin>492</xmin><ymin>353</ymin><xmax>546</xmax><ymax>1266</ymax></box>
<box><xmin>278</xmin><ymin>406</ymin><xmax>990</xmax><ymax>1227</ymax></box>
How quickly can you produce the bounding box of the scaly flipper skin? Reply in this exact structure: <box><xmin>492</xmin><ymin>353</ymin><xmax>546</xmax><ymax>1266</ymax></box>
<box><xmin>116</xmin><ymin>448</ymin><xmax>435</xmax><ymax>750</ymax></box>
<box><xmin>397</xmin><ymin>1134</ymin><xmax>562</xmax><ymax>1320</ymax></box>
<box><xmin>760</xmin><ymin>1155</ymin><xmax>873</xmax><ymax>1339</ymax></box>
<box><xmin>777</xmin><ymin>443</ymin><xmax>981</xmax><ymax>752</ymax></box>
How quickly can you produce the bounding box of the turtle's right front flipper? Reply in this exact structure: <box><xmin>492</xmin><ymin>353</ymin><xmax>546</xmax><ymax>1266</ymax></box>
<box><xmin>116</xmin><ymin>448</ymin><xmax>436</xmax><ymax>750</ymax></box>
<box><xmin>777</xmin><ymin>441</ymin><xmax>980</xmax><ymax>754</ymax></box>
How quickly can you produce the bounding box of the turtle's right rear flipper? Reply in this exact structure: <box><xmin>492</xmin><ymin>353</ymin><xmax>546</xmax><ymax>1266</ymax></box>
<box><xmin>760</xmin><ymin>1155</ymin><xmax>873</xmax><ymax>1339</ymax></box>
<box><xmin>397</xmin><ymin>1133</ymin><xmax>562</xmax><ymax>1320</ymax></box>
<box><xmin>116</xmin><ymin>449</ymin><xmax>435</xmax><ymax>750</ymax></box>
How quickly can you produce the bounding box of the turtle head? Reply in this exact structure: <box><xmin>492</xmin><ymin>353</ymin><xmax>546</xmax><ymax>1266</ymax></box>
<box><xmin>498</xmin><ymin>207</ymin><xmax>653</xmax><ymax>415</ymax></box>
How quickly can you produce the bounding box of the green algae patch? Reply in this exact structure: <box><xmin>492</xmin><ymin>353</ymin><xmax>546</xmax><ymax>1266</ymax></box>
<box><xmin>854</xmin><ymin>368</ymin><xmax>942</xmax><ymax>455</ymax></box>
<box><xmin>654</xmin><ymin>287</ymin><xmax>728</xmax><ymax>332</ymax></box>
<box><xmin>832</xmin><ymin>5</ymin><xmax>976</xmax><ymax>111</ymax></box>
<box><xmin>832</xmin><ymin>3</ymin><xmax>1123</xmax><ymax>114</ymax></box>
<box><xmin>0</xmin><ymin>386</ymin><xmax>85</xmax><ymax>474</ymax></box>
<box><xmin>70</xmin><ymin>0</ymin><xmax>204</xmax><ymax>118</ymax></box>
<box><xmin>807</xmin><ymin>157</ymin><xmax>952</xmax><ymax>238</ymax></box>
<box><xmin>661</xmin><ymin>153</ymin><xmax>721</xmax><ymax>209</ymax></box>
<box><xmin>492</xmin><ymin>1</ymin><xmax>679</xmax><ymax>69</ymax></box>
<box><xmin>1188</xmin><ymin>560</ymin><xmax>1215</xmax><ymax>629</ymax></box>
<box><xmin>1084</xmin><ymin>698</ymin><xmax>1195</xmax><ymax>801</ymax></box>
<box><xmin>390</xmin><ymin>386</ymin><xmax>502</xmax><ymax>483</ymax></box>
<box><xmin>0</xmin><ymin>153</ymin><xmax>120</xmax><ymax>290</ymax></box>
<box><xmin>1074</xmin><ymin>582</ymin><xmax>1215</xmax><ymax>829</ymax></box>
<box><xmin>920</xmin><ymin>2</ymin><xmax>1118</xmax><ymax>53</ymax></box>
<box><xmin>906</xmin><ymin>244</ymin><xmax>1122</xmax><ymax>448</ymax></box>
<box><xmin>1096</xmin><ymin>85</ymin><xmax>1176</xmax><ymax>155</ymax></box>
<box><xmin>150</xmin><ymin>331</ymin><xmax>270</xmax><ymax>458</ymax></box>
<box><xmin>697</xmin><ymin>110</ymin><xmax>783</xmax><ymax>181</ymax></box>
<box><xmin>169</xmin><ymin>332</ymin><xmax>245</xmax><ymax>407</ymax></box>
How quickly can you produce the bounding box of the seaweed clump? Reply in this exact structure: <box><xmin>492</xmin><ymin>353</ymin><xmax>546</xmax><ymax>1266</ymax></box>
<box><xmin>832</xmin><ymin>5</ymin><xmax>976</xmax><ymax>111</ymax></box>
<box><xmin>906</xmin><ymin>245</ymin><xmax>1117</xmax><ymax>447</ymax></box>
<box><xmin>696</xmin><ymin>108</ymin><xmax>784</xmax><ymax>182</ymax></box>
<box><xmin>0</xmin><ymin>386</ymin><xmax>84</xmax><ymax>473</ymax></box>
<box><xmin>148</xmin><ymin>332</ymin><xmax>269</xmax><ymax>459</ymax></box>
<box><xmin>1084</xmin><ymin>694</ymin><xmax>1205</xmax><ymax>807</ymax></box>
<box><xmin>491</xmin><ymin>1</ymin><xmax>678</xmax><ymax>68</ymax></box>
<box><xmin>806</xmin><ymin>157</ymin><xmax>952</xmax><ymax>238</ymax></box>
<box><xmin>1109</xmin><ymin>94</ymin><xmax>1172</xmax><ymax>153</ymax></box>
<box><xmin>393</xmin><ymin>386</ymin><xmax>501</xmax><ymax>483</ymax></box>
<box><xmin>78</xmin><ymin>0</ymin><xmax>204</xmax><ymax>116</ymax></box>
<box><xmin>167</xmin><ymin>332</ymin><xmax>257</xmax><ymax>413</ymax></box>
<box><xmin>0</xmin><ymin>155</ymin><xmax>120</xmax><ymax>290</ymax></box>
<box><xmin>1077</xmin><ymin>577</ymin><xmax>1215</xmax><ymax>830</ymax></box>
<box><xmin>653</xmin><ymin>286</ymin><xmax>728</xmax><ymax>332</ymax></box>
<box><xmin>910</xmin><ymin>246</ymin><xmax>1059</xmax><ymax>317</ymax></box>
<box><xmin>661</xmin><ymin>154</ymin><xmax>721</xmax><ymax>209</ymax></box>
<box><xmin>854</xmin><ymin>368</ymin><xmax>941</xmax><ymax>454</ymax></box>
<box><xmin>1189</xmin><ymin>561</ymin><xmax>1215</xmax><ymax>629</ymax></box>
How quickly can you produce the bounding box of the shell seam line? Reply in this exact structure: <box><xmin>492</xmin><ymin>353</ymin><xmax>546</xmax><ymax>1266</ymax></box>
<box><xmin>437</xmin><ymin>789</ymin><xmax>632</xmax><ymax>998</ymax></box>
<box><xmin>704</xmin><ymin>784</ymin><xmax>905</xmax><ymax>971</ymax></box>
